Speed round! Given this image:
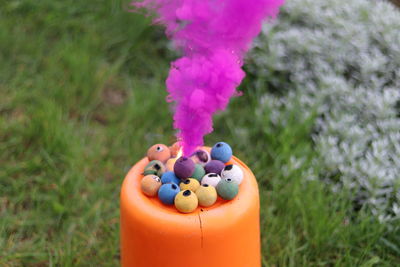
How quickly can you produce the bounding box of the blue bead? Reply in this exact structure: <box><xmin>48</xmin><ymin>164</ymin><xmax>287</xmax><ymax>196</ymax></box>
<box><xmin>211</xmin><ymin>142</ymin><xmax>232</xmax><ymax>163</ymax></box>
<box><xmin>158</xmin><ymin>183</ymin><xmax>180</xmax><ymax>205</ymax></box>
<box><xmin>161</xmin><ymin>171</ymin><xmax>180</xmax><ymax>185</ymax></box>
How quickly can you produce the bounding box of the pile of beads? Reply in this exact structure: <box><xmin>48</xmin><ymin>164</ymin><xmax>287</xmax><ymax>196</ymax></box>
<box><xmin>140</xmin><ymin>142</ymin><xmax>244</xmax><ymax>213</ymax></box>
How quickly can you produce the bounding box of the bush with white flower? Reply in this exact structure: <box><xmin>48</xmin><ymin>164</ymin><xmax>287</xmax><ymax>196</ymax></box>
<box><xmin>247</xmin><ymin>0</ymin><xmax>400</xmax><ymax>221</ymax></box>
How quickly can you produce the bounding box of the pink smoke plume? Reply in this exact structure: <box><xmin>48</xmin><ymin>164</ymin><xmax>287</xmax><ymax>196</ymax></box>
<box><xmin>134</xmin><ymin>0</ymin><xmax>284</xmax><ymax>155</ymax></box>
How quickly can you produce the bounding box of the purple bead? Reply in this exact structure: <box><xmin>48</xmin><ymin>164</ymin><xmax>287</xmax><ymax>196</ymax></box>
<box><xmin>204</xmin><ymin>160</ymin><xmax>225</xmax><ymax>175</ymax></box>
<box><xmin>174</xmin><ymin>157</ymin><xmax>195</xmax><ymax>179</ymax></box>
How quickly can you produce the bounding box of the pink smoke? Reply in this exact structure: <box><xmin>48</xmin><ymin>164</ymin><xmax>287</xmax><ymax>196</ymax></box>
<box><xmin>134</xmin><ymin>0</ymin><xmax>284</xmax><ymax>155</ymax></box>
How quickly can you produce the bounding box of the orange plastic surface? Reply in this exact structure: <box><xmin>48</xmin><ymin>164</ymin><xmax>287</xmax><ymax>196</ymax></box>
<box><xmin>120</xmin><ymin>150</ymin><xmax>260</xmax><ymax>267</ymax></box>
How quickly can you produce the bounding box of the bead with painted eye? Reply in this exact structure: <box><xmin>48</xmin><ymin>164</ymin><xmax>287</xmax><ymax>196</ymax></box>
<box><xmin>195</xmin><ymin>184</ymin><xmax>217</xmax><ymax>207</ymax></box>
<box><xmin>147</xmin><ymin>144</ymin><xmax>171</xmax><ymax>163</ymax></box>
<box><xmin>174</xmin><ymin>190</ymin><xmax>198</xmax><ymax>213</ymax></box>
<box><xmin>158</xmin><ymin>183</ymin><xmax>180</xmax><ymax>205</ymax></box>
<box><xmin>191</xmin><ymin>164</ymin><xmax>205</xmax><ymax>182</ymax></box>
<box><xmin>141</xmin><ymin>175</ymin><xmax>162</xmax><ymax>197</ymax></box>
<box><xmin>143</xmin><ymin>160</ymin><xmax>166</xmax><ymax>177</ymax></box>
<box><xmin>201</xmin><ymin>173</ymin><xmax>221</xmax><ymax>188</ymax></box>
<box><xmin>221</xmin><ymin>164</ymin><xmax>244</xmax><ymax>185</ymax></box>
<box><xmin>204</xmin><ymin>160</ymin><xmax>225</xmax><ymax>175</ymax></box>
<box><xmin>216</xmin><ymin>178</ymin><xmax>239</xmax><ymax>200</ymax></box>
<box><xmin>190</xmin><ymin>149</ymin><xmax>211</xmax><ymax>166</ymax></box>
<box><xmin>180</xmin><ymin>178</ymin><xmax>200</xmax><ymax>192</ymax></box>
<box><xmin>161</xmin><ymin>171</ymin><xmax>180</xmax><ymax>185</ymax></box>
<box><xmin>211</xmin><ymin>142</ymin><xmax>232</xmax><ymax>163</ymax></box>
<box><xmin>174</xmin><ymin>157</ymin><xmax>195</xmax><ymax>179</ymax></box>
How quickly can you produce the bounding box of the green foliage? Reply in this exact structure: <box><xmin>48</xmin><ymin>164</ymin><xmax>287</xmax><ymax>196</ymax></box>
<box><xmin>1</xmin><ymin>0</ymin><xmax>399</xmax><ymax>266</ymax></box>
<box><xmin>215</xmin><ymin>92</ymin><xmax>397</xmax><ymax>266</ymax></box>
<box><xmin>248</xmin><ymin>0</ymin><xmax>400</xmax><ymax>223</ymax></box>
<box><xmin>1</xmin><ymin>0</ymin><xmax>171</xmax><ymax>265</ymax></box>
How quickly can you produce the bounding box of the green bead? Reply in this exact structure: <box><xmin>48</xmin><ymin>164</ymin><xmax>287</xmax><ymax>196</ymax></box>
<box><xmin>143</xmin><ymin>160</ymin><xmax>166</xmax><ymax>177</ymax></box>
<box><xmin>191</xmin><ymin>164</ymin><xmax>206</xmax><ymax>182</ymax></box>
<box><xmin>216</xmin><ymin>178</ymin><xmax>239</xmax><ymax>200</ymax></box>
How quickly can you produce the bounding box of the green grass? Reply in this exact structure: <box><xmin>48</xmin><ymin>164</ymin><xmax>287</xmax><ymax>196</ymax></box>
<box><xmin>0</xmin><ymin>0</ymin><xmax>398</xmax><ymax>266</ymax></box>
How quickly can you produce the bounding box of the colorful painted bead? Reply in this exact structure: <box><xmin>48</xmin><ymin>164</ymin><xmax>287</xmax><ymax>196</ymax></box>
<box><xmin>216</xmin><ymin>178</ymin><xmax>239</xmax><ymax>200</ymax></box>
<box><xmin>165</xmin><ymin>158</ymin><xmax>177</xmax><ymax>172</ymax></box>
<box><xmin>180</xmin><ymin>178</ymin><xmax>200</xmax><ymax>192</ymax></box>
<box><xmin>195</xmin><ymin>184</ymin><xmax>217</xmax><ymax>207</ymax></box>
<box><xmin>191</xmin><ymin>164</ymin><xmax>206</xmax><ymax>182</ymax></box>
<box><xmin>161</xmin><ymin>171</ymin><xmax>180</xmax><ymax>185</ymax></box>
<box><xmin>174</xmin><ymin>156</ymin><xmax>195</xmax><ymax>179</ymax></box>
<box><xmin>190</xmin><ymin>149</ymin><xmax>211</xmax><ymax>166</ymax></box>
<box><xmin>147</xmin><ymin>144</ymin><xmax>171</xmax><ymax>163</ymax></box>
<box><xmin>140</xmin><ymin>175</ymin><xmax>162</xmax><ymax>197</ymax></box>
<box><xmin>174</xmin><ymin>190</ymin><xmax>198</xmax><ymax>213</ymax></box>
<box><xmin>143</xmin><ymin>160</ymin><xmax>166</xmax><ymax>177</ymax></box>
<box><xmin>158</xmin><ymin>183</ymin><xmax>180</xmax><ymax>205</ymax></box>
<box><xmin>221</xmin><ymin>164</ymin><xmax>244</xmax><ymax>185</ymax></box>
<box><xmin>201</xmin><ymin>173</ymin><xmax>221</xmax><ymax>188</ymax></box>
<box><xmin>169</xmin><ymin>142</ymin><xmax>182</xmax><ymax>158</ymax></box>
<box><xmin>204</xmin><ymin>160</ymin><xmax>225</xmax><ymax>174</ymax></box>
<box><xmin>211</xmin><ymin>142</ymin><xmax>232</xmax><ymax>163</ymax></box>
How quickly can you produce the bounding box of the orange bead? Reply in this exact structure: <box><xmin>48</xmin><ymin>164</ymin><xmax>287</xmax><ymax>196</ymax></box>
<box><xmin>169</xmin><ymin>141</ymin><xmax>182</xmax><ymax>158</ymax></box>
<box><xmin>141</xmin><ymin>175</ymin><xmax>162</xmax><ymax>197</ymax></box>
<box><xmin>165</xmin><ymin>158</ymin><xmax>178</xmax><ymax>172</ymax></box>
<box><xmin>147</xmin><ymin>144</ymin><xmax>171</xmax><ymax>163</ymax></box>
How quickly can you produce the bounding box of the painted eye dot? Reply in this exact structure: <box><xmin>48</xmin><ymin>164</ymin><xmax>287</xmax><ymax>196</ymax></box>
<box><xmin>224</xmin><ymin>164</ymin><xmax>233</xmax><ymax>171</ymax></box>
<box><xmin>154</xmin><ymin>164</ymin><xmax>161</xmax><ymax>170</ymax></box>
<box><xmin>183</xmin><ymin>190</ymin><xmax>191</xmax><ymax>196</ymax></box>
<box><xmin>203</xmin><ymin>184</ymin><xmax>209</xmax><ymax>187</ymax></box>
<box><xmin>156</xmin><ymin>146</ymin><xmax>163</xmax><ymax>152</ymax></box>
<box><xmin>216</xmin><ymin>143</ymin><xmax>222</xmax><ymax>147</ymax></box>
<box><xmin>171</xmin><ymin>184</ymin><xmax>177</xmax><ymax>189</ymax></box>
<box><xmin>226</xmin><ymin>178</ymin><xmax>232</xmax><ymax>182</ymax></box>
<box><xmin>209</xmin><ymin>174</ymin><xmax>218</xmax><ymax>177</ymax></box>
<box><xmin>154</xmin><ymin>177</ymin><xmax>161</xmax><ymax>182</ymax></box>
<box><xmin>183</xmin><ymin>179</ymin><xmax>190</xmax><ymax>184</ymax></box>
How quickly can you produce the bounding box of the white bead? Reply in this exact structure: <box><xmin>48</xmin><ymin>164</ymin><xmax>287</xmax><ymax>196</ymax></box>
<box><xmin>201</xmin><ymin>173</ymin><xmax>221</xmax><ymax>188</ymax></box>
<box><xmin>221</xmin><ymin>164</ymin><xmax>243</xmax><ymax>185</ymax></box>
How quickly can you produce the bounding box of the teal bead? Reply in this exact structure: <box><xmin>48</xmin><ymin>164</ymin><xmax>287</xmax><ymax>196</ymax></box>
<box><xmin>216</xmin><ymin>178</ymin><xmax>239</xmax><ymax>200</ymax></box>
<box><xmin>191</xmin><ymin>164</ymin><xmax>206</xmax><ymax>182</ymax></box>
<box><xmin>143</xmin><ymin>160</ymin><xmax>166</xmax><ymax>177</ymax></box>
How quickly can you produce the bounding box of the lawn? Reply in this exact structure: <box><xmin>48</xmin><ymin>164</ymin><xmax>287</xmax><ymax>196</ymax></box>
<box><xmin>1</xmin><ymin>0</ymin><xmax>398</xmax><ymax>266</ymax></box>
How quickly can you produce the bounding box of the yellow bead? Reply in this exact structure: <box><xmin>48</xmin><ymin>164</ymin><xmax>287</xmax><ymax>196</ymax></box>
<box><xmin>174</xmin><ymin>190</ymin><xmax>198</xmax><ymax>213</ymax></box>
<box><xmin>141</xmin><ymin>175</ymin><xmax>162</xmax><ymax>197</ymax></box>
<box><xmin>179</xmin><ymin>178</ymin><xmax>200</xmax><ymax>192</ymax></box>
<box><xmin>195</xmin><ymin>184</ymin><xmax>217</xmax><ymax>207</ymax></box>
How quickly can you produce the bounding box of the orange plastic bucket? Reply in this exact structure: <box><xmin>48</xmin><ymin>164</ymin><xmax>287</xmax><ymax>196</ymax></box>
<box><xmin>120</xmin><ymin>149</ymin><xmax>260</xmax><ymax>267</ymax></box>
